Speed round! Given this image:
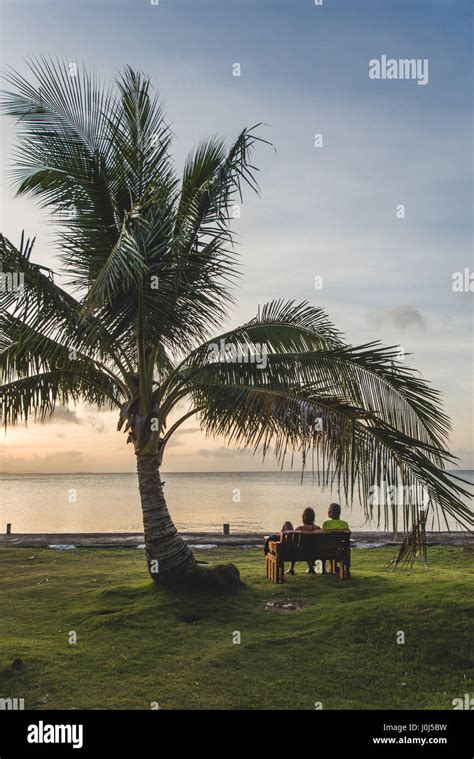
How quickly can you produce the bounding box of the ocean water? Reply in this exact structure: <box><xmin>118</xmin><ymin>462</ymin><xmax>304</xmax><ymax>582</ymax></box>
<box><xmin>1</xmin><ymin>471</ymin><xmax>472</xmax><ymax>534</ymax></box>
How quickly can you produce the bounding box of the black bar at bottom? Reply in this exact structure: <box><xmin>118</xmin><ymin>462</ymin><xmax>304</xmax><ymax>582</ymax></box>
<box><xmin>0</xmin><ymin>709</ymin><xmax>471</xmax><ymax>757</ymax></box>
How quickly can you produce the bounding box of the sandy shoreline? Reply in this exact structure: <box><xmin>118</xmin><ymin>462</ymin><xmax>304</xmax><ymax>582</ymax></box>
<box><xmin>0</xmin><ymin>530</ymin><xmax>472</xmax><ymax>549</ymax></box>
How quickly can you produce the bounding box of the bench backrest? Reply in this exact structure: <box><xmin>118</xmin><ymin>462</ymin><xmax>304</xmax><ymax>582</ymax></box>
<box><xmin>278</xmin><ymin>531</ymin><xmax>351</xmax><ymax>562</ymax></box>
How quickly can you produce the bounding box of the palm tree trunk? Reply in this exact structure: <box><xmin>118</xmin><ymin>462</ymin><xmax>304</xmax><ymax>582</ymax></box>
<box><xmin>136</xmin><ymin>453</ymin><xmax>197</xmax><ymax>583</ymax></box>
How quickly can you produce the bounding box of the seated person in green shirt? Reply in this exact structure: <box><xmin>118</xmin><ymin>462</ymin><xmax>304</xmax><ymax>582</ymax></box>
<box><xmin>323</xmin><ymin>502</ymin><xmax>350</xmax><ymax>530</ymax></box>
<box><xmin>322</xmin><ymin>503</ymin><xmax>349</xmax><ymax>575</ymax></box>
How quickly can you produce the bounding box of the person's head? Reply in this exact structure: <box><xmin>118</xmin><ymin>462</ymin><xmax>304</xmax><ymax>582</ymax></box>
<box><xmin>281</xmin><ymin>521</ymin><xmax>294</xmax><ymax>532</ymax></box>
<box><xmin>328</xmin><ymin>502</ymin><xmax>341</xmax><ymax>519</ymax></box>
<box><xmin>302</xmin><ymin>507</ymin><xmax>316</xmax><ymax>526</ymax></box>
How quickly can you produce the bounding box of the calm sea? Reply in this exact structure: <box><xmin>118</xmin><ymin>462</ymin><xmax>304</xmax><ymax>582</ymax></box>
<box><xmin>1</xmin><ymin>470</ymin><xmax>472</xmax><ymax>534</ymax></box>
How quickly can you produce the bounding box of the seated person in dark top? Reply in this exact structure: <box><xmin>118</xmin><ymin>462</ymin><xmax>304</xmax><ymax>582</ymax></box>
<box><xmin>263</xmin><ymin>521</ymin><xmax>294</xmax><ymax>555</ymax></box>
<box><xmin>286</xmin><ymin>507</ymin><xmax>321</xmax><ymax>576</ymax></box>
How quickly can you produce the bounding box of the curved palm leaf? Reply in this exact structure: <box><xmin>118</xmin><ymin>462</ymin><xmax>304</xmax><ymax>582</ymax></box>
<box><xmin>1</xmin><ymin>369</ymin><xmax>122</xmax><ymax>427</ymax></box>
<box><xmin>0</xmin><ymin>233</ymin><xmax>134</xmax><ymax>378</ymax></box>
<box><xmin>160</xmin><ymin>301</ymin><xmax>472</xmax><ymax>561</ymax></box>
<box><xmin>164</xmin><ymin>300</ymin><xmax>450</xmax><ymax>452</ymax></box>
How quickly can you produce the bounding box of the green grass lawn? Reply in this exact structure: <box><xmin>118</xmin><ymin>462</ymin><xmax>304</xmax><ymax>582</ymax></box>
<box><xmin>0</xmin><ymin>545</ymin><xmax>472</xmax><ymax>710</ymax></box>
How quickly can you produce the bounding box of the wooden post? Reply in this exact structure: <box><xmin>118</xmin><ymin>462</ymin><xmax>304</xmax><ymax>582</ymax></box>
<box><xmin>223</xmin><ymin>523</ymin><xmax>230</xmax><ymax>535</ymax></box>
<box><xmin>6</xmin><ymin>523</ymin><xmax>11</xmax><ymax>535</ymax></box>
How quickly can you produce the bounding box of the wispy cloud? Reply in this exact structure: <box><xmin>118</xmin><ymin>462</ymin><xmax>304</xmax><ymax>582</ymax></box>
<box><xmin>367</xmin><ymin>305</ymin><xmax>426</xmax><ymax>332</ymax></box>
<box><xmin>41</xmin><ymin>406</ymin><xmax>82</xmax><ymax>425</ymax></box>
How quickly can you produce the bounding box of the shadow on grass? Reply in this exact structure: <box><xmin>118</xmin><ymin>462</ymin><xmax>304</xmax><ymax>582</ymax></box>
<box><xmin>159</xmin><ymin>562</ymin><xmax>244</xmax><ymax>594</ymax></box>
<box><xmin>82</xmin><ymin>565</ymin><xmax>404</xmax><ymax>635</ymax></box>
<box><xmin>71</xmin><ymin>562</ymin><xmax>247</xmax><ymax>632</ymax></box>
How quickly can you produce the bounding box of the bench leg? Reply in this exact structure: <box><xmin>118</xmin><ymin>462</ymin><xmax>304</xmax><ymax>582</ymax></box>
<box><xmin>340</xmin><ymin>562</ymin><xmax>351</xmax><ymax>580</ymax></box>
<box><xmin>266</xmin><ymin>554</ymin><xmax>281</xmax><ymax>584</ymax></box>
<box><xmin>266</xmin><ymin>555</ymin><xmax>274</xmax><ymax>581</ymax></box>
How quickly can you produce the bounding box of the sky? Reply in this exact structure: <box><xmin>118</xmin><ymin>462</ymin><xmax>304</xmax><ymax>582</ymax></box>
<box><xmin>0</xmin><ymin>0</ymin><xmax>472</xmax><ymax>473</ymax></box>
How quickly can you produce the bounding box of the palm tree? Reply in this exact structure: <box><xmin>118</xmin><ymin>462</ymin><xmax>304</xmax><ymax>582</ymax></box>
<box><xmin>0</xmin><ymin>59</ymin><xmax>471</xmax><ymax>585</ymax></box>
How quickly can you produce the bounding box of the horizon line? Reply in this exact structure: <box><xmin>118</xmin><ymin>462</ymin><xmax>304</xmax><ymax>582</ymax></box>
<box><xmin>1</xmin><ymin>469</ymin><xmax>472</xmax><ymax>476</ymax></box>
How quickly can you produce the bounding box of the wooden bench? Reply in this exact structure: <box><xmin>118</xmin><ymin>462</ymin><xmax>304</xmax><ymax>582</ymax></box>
<box><xmin>265</xmin><ymin>530</ymin><xmax>351</xmax><ymax>583</ymax></box>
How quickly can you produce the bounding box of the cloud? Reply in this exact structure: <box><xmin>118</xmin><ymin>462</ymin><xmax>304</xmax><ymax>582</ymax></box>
<box><xmin>41</xmin><ymin>406</ymin><xmax>82</xmax><ymax>424</ymax></box>
<box><xmin>42</xmin><ymin>450</ymin><xmax>84</xmax><ymax>463</ymax></box>
<box><xmin>86</xmin><ymin>416</ymin><xmax>106</xmax><ymax>433</ymax></box>
<box><xmin>166</xmin><ymin>438</ymin><xmax>182</xmax><ymax>448</ymax></box>
<box><xmin>367</xmin><ymin>305</ymin><xmax>426</xmax><ymax>331</ymax></box>
<box><xmin>170</xmin><ymin>427</ymin><xmax>202</xmax><ymax>440</ymax></box>
<box><xmin>196</xmin><ymin>447</ymin><xmax>252</xmax><ymax>458</ymax></box>
<box><xmin>0</xmin><ymin>449</ymin><xmax>84</xmax><ymax>473</ymax></box>
<box><xmin>36</xmin><ymin>407</ymin><xmax>107</xmax><ymax>431</ymax></box>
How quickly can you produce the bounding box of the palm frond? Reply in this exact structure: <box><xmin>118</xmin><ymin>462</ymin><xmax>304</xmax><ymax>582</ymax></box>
<box><xmin>187</xmin><ymin>378</ymin><xmax>471</xmax><ymax>532</ymax></box>
<box><xmin>1</xmin><ymin>367</ymin><xmax>122</xmax><ymax>427</ymax></box>
<box><xmin>167</xmin><ymin>301</ymin><xmax>472</xmax><ymax>562</ymax></box>
<box><xmin>1</xmin><ymin>56</ymin><xmax>119</xmax><ymax>280</ymax></box>
<box><xmin>164</xmin><ymin>300</ymin><xmax>448</xmax><ymax>452</ymax></box>
<box><xmin>0</xmin><ymin>233</ymin><xmax>133</xmax><ymax>375</ymax></box>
